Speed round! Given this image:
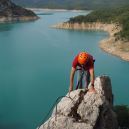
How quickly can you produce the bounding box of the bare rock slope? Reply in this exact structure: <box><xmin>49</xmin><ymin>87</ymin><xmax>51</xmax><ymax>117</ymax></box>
<box><xmin>38</xmin><ymin>76</ymin><xmax>118</xmax><ymax>129</ymax></box>
<box><xmin>0</xmin><ymin>0</ymin><xmax>38</xmax><ymax>23</ymax></box>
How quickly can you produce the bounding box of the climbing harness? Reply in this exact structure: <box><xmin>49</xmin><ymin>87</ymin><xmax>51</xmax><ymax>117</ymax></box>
<box><xmin>76</xmin><ymin>59</ymin><xmax>95</xmax><ymax>90</ymax></box>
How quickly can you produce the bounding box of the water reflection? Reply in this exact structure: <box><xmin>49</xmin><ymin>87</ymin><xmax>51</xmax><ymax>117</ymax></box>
<box><xmin>0</xmin><ymin>24</ymin><xmax>13</xmax><ymax>32</ymax></box>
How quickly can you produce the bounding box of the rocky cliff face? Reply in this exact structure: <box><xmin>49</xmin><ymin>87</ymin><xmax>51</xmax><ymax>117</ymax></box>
<box><xmin>38</xmin><ymin>76</ymin><xmax>118</xmax><ymax>129</ymax></box>
<box><xmin>0</xmin><ymin>0</ymin><xmax>38</xmax><ymax>23</ymax></box>
<box><xmin>52</xmin><ymin>22</ymin><xmax>121</xmax><ymax>36</ymax></box>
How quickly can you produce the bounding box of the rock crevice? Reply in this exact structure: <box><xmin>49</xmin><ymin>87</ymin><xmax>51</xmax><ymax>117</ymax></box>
<box><xmin>68</xmin><ymin>90</ymin><xmax>87</xmax><ymax>121</ymax></box>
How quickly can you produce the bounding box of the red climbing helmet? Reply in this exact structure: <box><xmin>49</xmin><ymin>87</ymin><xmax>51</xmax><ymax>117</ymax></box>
<box><xmin>78</xmin><ymin>52</ymin><xmax>89</xmax><ymax>65</ymax></box>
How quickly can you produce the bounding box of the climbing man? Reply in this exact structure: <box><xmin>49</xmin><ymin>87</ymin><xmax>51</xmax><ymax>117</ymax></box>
<box><xmin>69</xmin><ymin>51</ymin><xmax>95</xmax><ymax>93</ymax></box>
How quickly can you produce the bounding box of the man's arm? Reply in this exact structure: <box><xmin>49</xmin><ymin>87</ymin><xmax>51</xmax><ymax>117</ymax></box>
<box><xmin>89</xmin><ymin>68</ymin><xmax>95</xmax><ymax>92</ymax></box>
<box><xmin>89</xmin><ymin>68</ymin><xmax>95</xmax><ymax>86</ymax></box>
<box><xmin>69</xmin><ymin>67</ymin><xmax>76</xmax><ymax>93</ymax></box>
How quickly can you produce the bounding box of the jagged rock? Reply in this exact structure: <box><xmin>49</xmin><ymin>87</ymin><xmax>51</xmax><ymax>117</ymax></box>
<box><xmin>0</xmin><ymin>0</ymin><xmax>39</xmax><ymax>23</ymax></box>
<box><xmin>38</xmin><ymin>76</ymin><xmax>118</xmax><ymax>129</ymax></box>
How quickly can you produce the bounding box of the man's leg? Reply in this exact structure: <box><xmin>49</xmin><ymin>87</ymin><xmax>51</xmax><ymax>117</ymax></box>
<box><xmin>76</xmin><ymin>68</ymin><xmax>83</xmax><ymax>89</ymax></box>
<box><xmin>86</xmin><ymin>70</ymin><xmax>90</xmax><ymax>87</ymax></box>
<box><xmin>84</xmin><ymin>70</ymin><xmax>90</xmax><ymax>89</ymax></box>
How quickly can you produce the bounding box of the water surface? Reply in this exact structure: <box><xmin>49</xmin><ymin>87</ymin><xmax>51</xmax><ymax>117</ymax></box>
<box><xmin>0</xmin><ymin>10</ymin><xmax>129</xmax><ymax>129</ymax></box>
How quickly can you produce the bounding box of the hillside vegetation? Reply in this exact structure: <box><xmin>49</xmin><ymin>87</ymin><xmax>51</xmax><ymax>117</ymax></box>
<box><xmin>12</xmin><ymin>0</ymin><xmax>129</xmax><ymax>9</ymax></box>
<box><xmin>69</xmin><ymin>6</ymin><xmax>129</xmax><ymax>40</ymax></box>
<box><xmin>0</xmin><ymin>0</ymin><xmax>38</xmax><ymax>23</ymax></box>
<box><xmin>114</xmin><ymin>105</ymin><xmax>129</xmax><ymax>128</ymax></box>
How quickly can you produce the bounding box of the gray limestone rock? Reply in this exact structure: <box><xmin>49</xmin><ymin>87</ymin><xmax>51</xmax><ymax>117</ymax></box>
<box><xmin>37</xmin><ymin>76</ymin><xmax>118</xmax><ymax>129</ymax></box>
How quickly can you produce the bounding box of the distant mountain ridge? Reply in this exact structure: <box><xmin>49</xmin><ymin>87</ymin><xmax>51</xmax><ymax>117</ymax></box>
<box><xmin>12</xmin><ymin>0</ymin><xmax>129</xmax><ymax>9</ymax></box>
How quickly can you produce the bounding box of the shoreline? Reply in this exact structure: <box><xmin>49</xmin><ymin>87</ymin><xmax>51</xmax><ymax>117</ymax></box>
<box><xmin>27</xmin><ymin>8</ymin><xmax>89</xmax><ymax>13</ymax></box>
<box><xmin>0</xmin><ymin>16</ymin><xmax>38</xmax><ymax>23</ymax></box>
<box><xmin>52</xmin><ymin>22</ymin><xmax>129</xmax><ymax>62</ymax></box>
<box><xmin>100</xmin><ymin>37</ymin><xmax>129</xmax><ymax>62</ymax></box>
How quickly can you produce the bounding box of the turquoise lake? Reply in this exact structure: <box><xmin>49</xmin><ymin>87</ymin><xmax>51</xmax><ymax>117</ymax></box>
<box><xmin>0</xmin><ymin>10</ymin><xmax>129</xmax><ymax>129</ymax></box>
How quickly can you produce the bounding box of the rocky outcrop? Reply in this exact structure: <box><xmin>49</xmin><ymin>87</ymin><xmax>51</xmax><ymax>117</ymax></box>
<box><xmin>0</xmin><ymin>0</ymin><xmax>39</xmax><ymax>23</ymax></box>
<box><xmin>52</xmin><ymin>22</ymin><xmax>121</xmax><ymax>36</ymax></box>
<box><xmin>37</xmin><ymin>76</ymin><xmax>118</xmax><ymax>129</ymax></box>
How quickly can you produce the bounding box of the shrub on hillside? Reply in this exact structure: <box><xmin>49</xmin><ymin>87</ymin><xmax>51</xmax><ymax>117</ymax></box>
<box><xmin>114</xmin><ymin>105</ymin><xmax>129</xmax><ymax>128</ymax></box>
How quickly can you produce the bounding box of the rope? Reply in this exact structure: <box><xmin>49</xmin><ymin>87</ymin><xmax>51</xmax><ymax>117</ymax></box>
<box><xmin>37</xmin><ymin>63</ymin><xmax>94</xmax><ymax>128</ymax></box>
<box><xmin>37</xmin><ymin>95</ymin><xmax>75</xmax><ymax>129</ymax></box>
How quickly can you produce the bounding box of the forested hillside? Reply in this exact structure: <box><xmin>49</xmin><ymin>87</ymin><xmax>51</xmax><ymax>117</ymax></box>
<box><xmin>0</xmin><ymin>0</ymin><xmax>38</xmax><ymax>23</ymax></box>
<box><xmin>12</xmin><ymin>0</ymin><xmax>129</xmax><ymax>9</ymax></box>
<box><xmin>69</xmin><ymin>6</ymin><xmax>129</xmax><ymax>40</ymax></box>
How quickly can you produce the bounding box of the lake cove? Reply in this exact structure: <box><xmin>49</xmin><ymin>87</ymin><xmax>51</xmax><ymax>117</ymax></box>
<box><xmin>0</xmin><ymin>10</ymin><xmax>129</xmax><ymax>129</ymax></box>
